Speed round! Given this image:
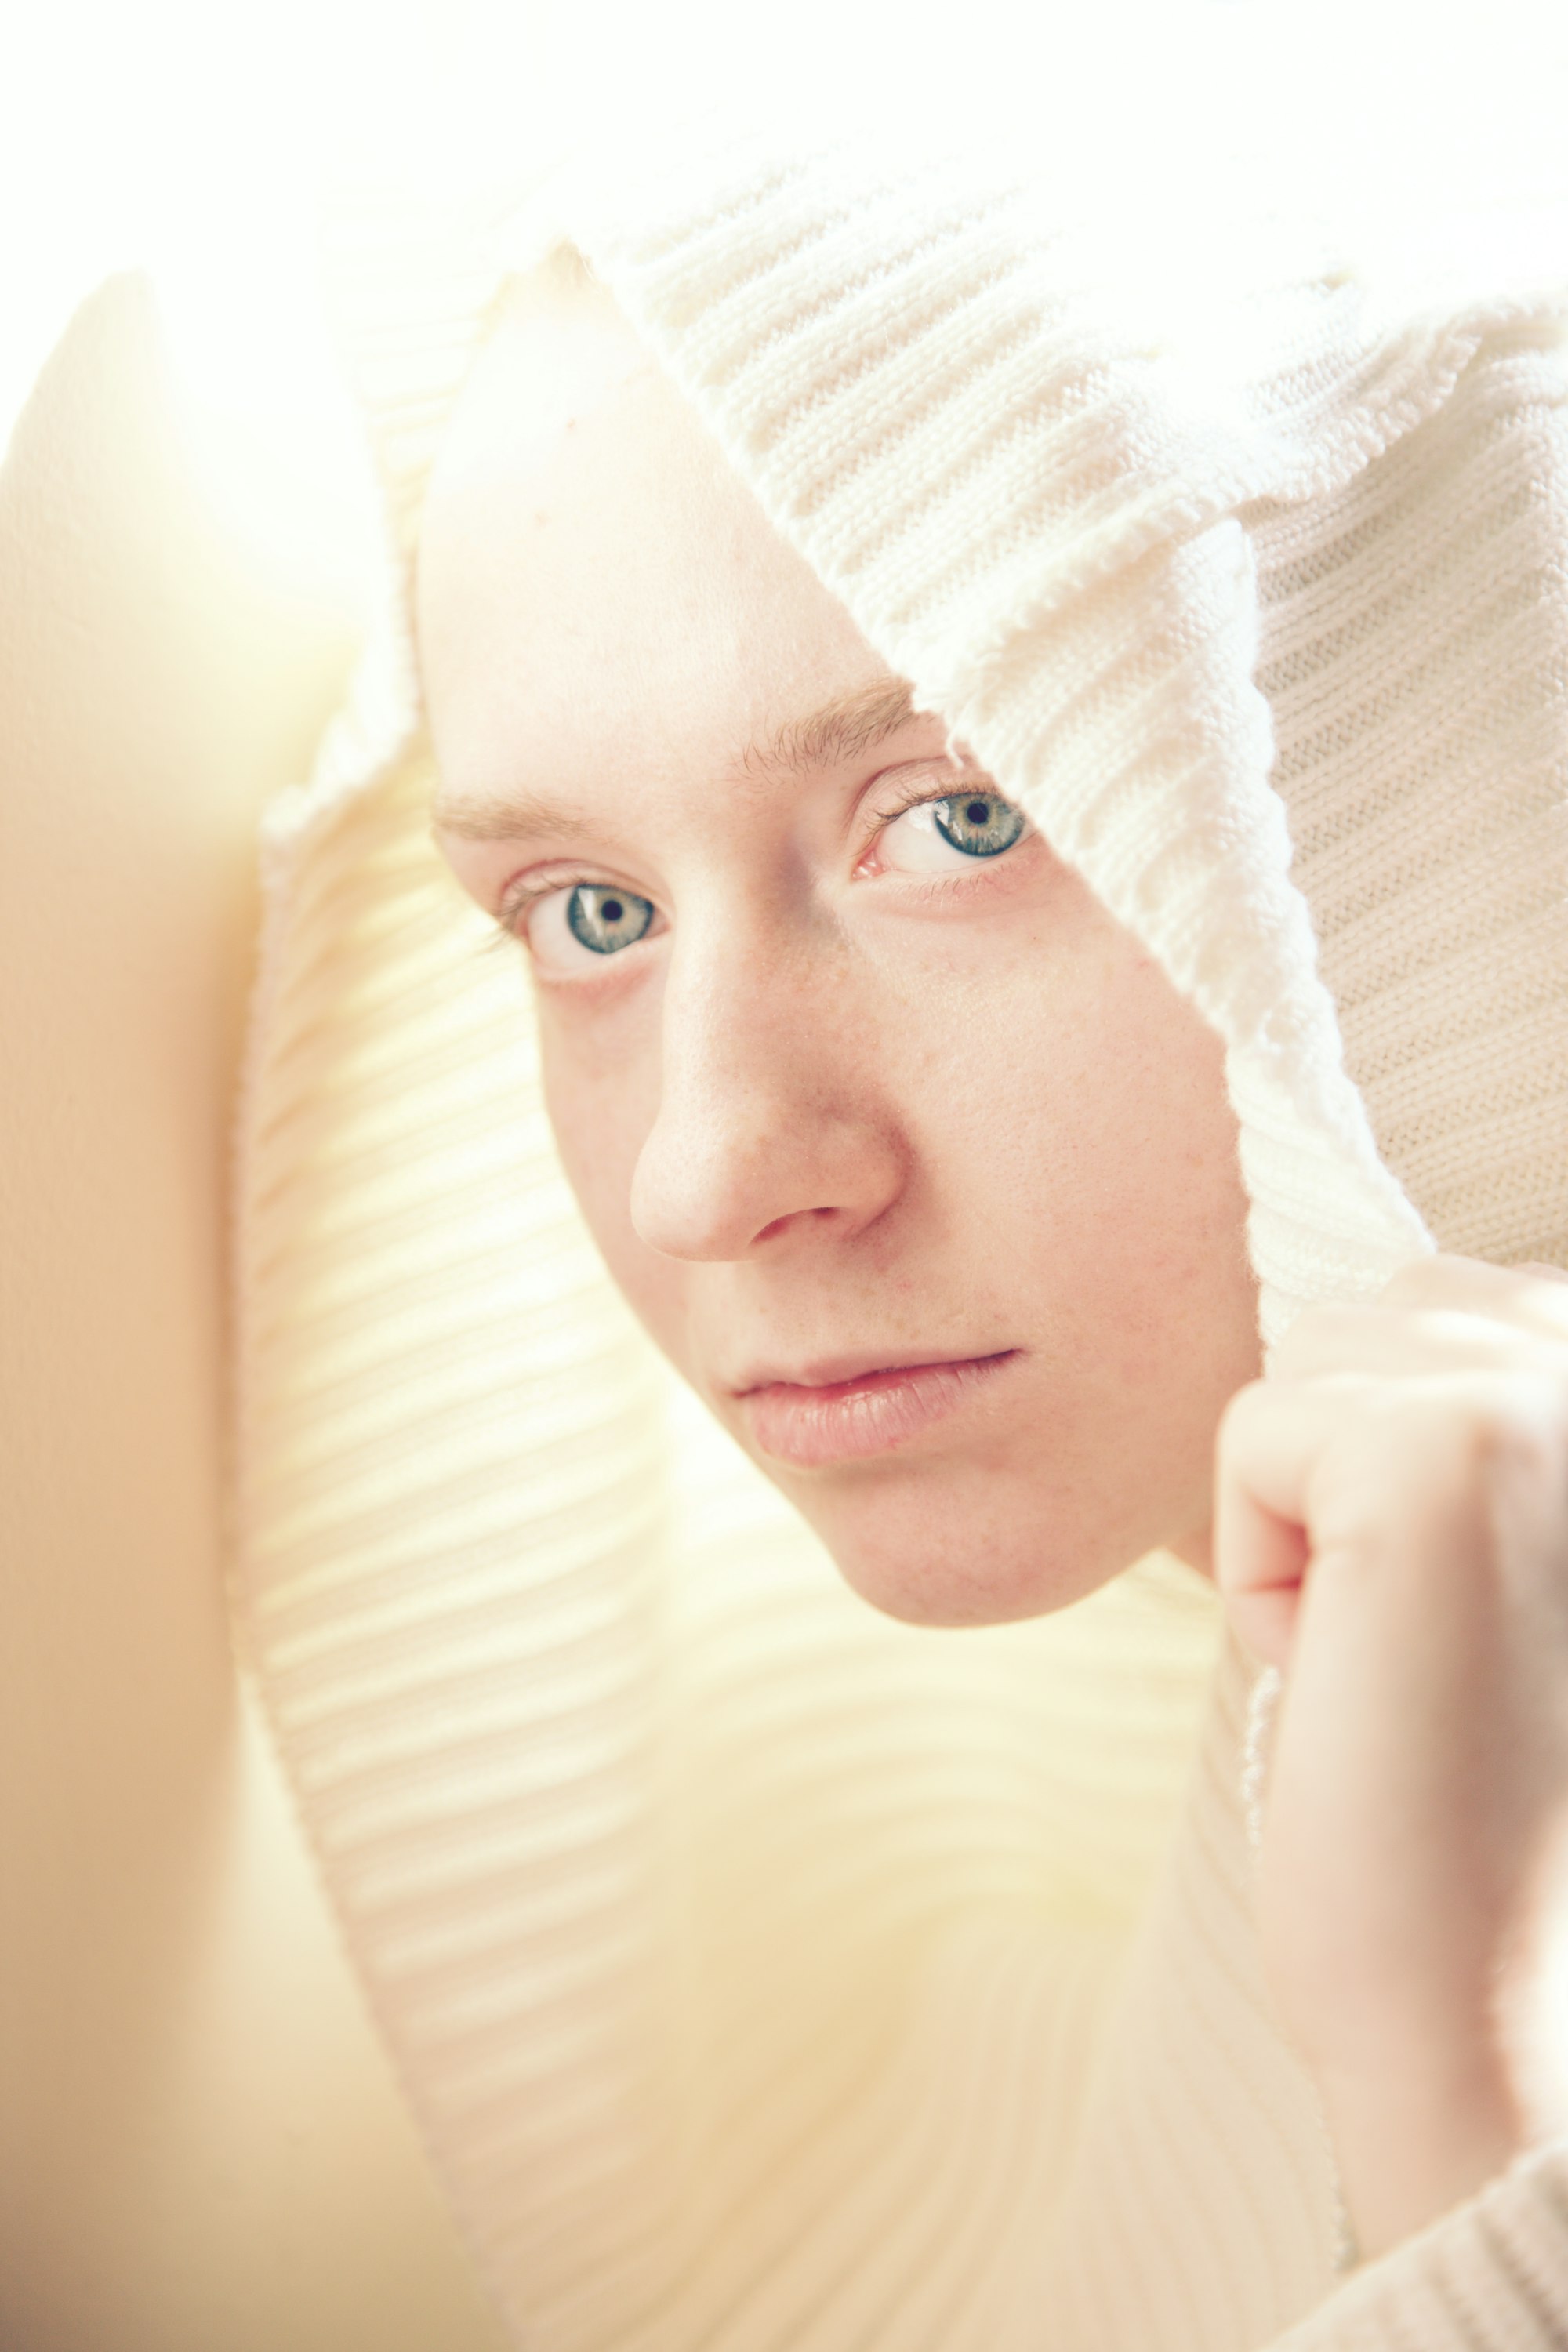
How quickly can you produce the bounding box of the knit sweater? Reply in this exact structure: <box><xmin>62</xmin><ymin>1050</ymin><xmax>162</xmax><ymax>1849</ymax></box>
<box><xmin>234</xmin><ymin>116</ymin><xmax>1568</xmax><ymax>2352</ymax></box>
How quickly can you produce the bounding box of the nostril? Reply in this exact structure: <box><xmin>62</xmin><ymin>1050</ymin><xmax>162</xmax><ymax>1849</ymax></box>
<box><xmin>755</xmin><ymin>1205</ymin><xmax>840</xmax><ymax>1246</ymax></box>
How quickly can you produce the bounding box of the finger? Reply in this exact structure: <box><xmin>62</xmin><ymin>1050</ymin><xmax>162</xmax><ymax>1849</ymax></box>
<box><xmin>1269</xmin><ymin>1302</ymin><xmax>1568</xmax><ymax>1384</ymax></box>
<box><xmin>1212</xmin><ymin>1469</ymin><xmax>1309</xmax><ymax>1667</ymax></box>
<box><xmin>1214</xmin><ymin>1377</ymin><xmax>1357</xmax><ymax>1668</ymax></box>
<box><xmin>1381</xmin><ymin>1252</ymin><xmax>1568</xmax><ymax>1339</ymax></box>
<box><xmin>1211</xmin><ymin>1372</ymin><xmax>1492</xmax><ymax>1669</ymax></box>
<box><xmin>1216</xmin><ymin>1363</ymin><xmax>1546</xmax><ymax>1588</ymax></box>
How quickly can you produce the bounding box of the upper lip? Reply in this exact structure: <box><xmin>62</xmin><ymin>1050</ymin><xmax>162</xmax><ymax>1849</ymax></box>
<box><xmin>728</xmin><ymin>1348</ymin><xmax>1014</xmax><ymax>1396</ymax></box>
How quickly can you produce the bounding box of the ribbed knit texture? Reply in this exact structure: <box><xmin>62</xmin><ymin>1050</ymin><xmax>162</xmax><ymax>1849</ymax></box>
<box><xmin>234</xmin><ymin>125</ymin><xmax>1568</xmax><ymax>2350</ymax></box>
<box><xmin>555</xmin><ymin>130</ymin><xmax>1568</xmax><ymax>1336</ymax></box>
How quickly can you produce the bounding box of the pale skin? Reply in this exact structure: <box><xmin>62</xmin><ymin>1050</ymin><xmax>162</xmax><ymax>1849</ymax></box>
<box><xmin>418</xmin><ymin>270</ymin><xmax>1568</xmax><ymax>2266</ymax></box>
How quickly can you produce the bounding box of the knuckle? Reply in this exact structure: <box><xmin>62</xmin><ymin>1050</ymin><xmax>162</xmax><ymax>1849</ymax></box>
<box><xmin>1465</xmin><ymin>1371</ymin><xmax>1561</xmax><ymax>1453</ymax></box>
<box><xmin>1216</xmin><ymin>1376</ymin><xmax>1265</xmax><ymax>1438</ymax></box>
<box><xmin>1378</xmin><ymin>1254</ymin><xmax>1450</xmax><ymax>1308</ymax></box>
<box><xmin>1268</xmin><ymin>1301</ymin><xmax>1359</xmax><ymax>1374</ymax></box>
<box><xmin>1368</xmin><ymin>1373</ymin><xmax>1565</xmax><ymax>1499</ymax></box>
<box><xmin>1515</xmin><ymin>1259</ymin><xmax>1568</xmax><ymax>1284</ymax></box>
<box><xmin>1215</xmin><ymin>1377</ymin><xmax>1274</xmax><ymax>1464</ymax></box>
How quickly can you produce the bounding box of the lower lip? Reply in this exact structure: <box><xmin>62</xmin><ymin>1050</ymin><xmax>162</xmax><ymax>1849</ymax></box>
<box><xmin>738</xmin><ymin>1353</ymin><xmax>1018</xmax><ymax>1468</ymax></box>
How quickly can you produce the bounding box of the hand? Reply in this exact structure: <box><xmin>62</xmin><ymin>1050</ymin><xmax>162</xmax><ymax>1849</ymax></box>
<box><xmin>1214</xmin><ymin>1255</ymin><xmax>1568</xmax><ymax>2260</ymax></box>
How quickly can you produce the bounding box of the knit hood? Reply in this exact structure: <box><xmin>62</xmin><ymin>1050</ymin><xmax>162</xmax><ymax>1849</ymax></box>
<box><xmin>234</xmin><ymin>107</ymin><xmax>1568</xmax><ymax>2352</ymax></box>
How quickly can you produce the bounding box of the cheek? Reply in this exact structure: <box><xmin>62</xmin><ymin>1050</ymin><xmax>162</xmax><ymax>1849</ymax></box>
<box><xmin>536</xmin><ymin>994</ymin><xmax>691</xmax><ymax>1344</ymax></box>
<box><xmin>895</xmin><ymin>918</ymin><xmax>1245</xmax><ymax>1267</ymax></box>
<box><xmin>1036</xmin><ymin>959</ymin><xmax>1248</xmax><ymax>1290</ymax></box>
<box><xmin>806</xmin><ymin>931</ymin><xmax>1260</xmax><ymax>1613</ymax></box>
<box><xmin>964</xmin><ymin>936</ymin><xmax>1258</xmax><ymax>1378</ymax></box>
<box><xmin>817</xmin><ymin>909</ymin><xmax>1251</xmax><ymax>1453</ymax></box>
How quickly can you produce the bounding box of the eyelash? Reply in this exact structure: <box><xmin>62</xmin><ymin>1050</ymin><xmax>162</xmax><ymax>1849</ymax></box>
<box><xmin>492</xmin><ymin>775</ymin><xmax>1020</xmax><ymax>944</ymax></box>
<box><xmin>855</xmin><ymin>772</ymin><xmax>982</xmax><ymax>861</ymax></box>
<box><xmin>495</xmin><ymin>867</ymin><xmax>602</xmax><ymax>939</ymax></box>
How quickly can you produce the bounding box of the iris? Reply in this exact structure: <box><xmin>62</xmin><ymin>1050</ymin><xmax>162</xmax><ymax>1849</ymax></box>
<box><xmin>932</xmin><ymin>794</ymin><xmax>1026</xmax><ymax>858</ymax></box>
<box><xmin>566</xmin><ymin>884</ymin><xmax>656</xmax><ymax>955</ymax></box>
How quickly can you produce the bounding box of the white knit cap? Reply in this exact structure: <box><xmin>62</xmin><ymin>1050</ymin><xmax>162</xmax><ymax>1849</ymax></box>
<box><xmin>235</xmin><ymin>109</ymin><xmax>1568</xmax><ymax>2350</ymax></box>
<box><xmin>315</xmin><ymin>109</ymin><xmax>1568</xmax><ymax>1326</ymax></box>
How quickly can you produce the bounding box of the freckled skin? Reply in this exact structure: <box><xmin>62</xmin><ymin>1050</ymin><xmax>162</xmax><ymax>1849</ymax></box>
<box><xmin>418</xmin><ymin>274</ymin><xmax>1263</xmax><ymax>1628</ymax></box>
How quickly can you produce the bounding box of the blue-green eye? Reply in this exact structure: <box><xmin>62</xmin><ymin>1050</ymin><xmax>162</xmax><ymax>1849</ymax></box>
<box><xmin>566</xmin><ymin>884</ymin><xmax>656</xmax><ymax>955</ymax></box>
<box><xmin>931</xmin><ymin>793</ymin><xmax>1026</xmax><ymax>858</ymax></box>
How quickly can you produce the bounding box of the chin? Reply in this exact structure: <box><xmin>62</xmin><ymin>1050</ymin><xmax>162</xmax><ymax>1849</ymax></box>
<box><xmin>790</xmin><ymin>1465</ymin><xmax>1140</xmax><ymax>1629</ymax></box>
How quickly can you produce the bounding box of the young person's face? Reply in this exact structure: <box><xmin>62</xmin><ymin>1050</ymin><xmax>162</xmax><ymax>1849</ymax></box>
<box><xmin>419</xmin><ymin>279</ymin><xmax>1262</xmax><ymax>1627</ymax></box>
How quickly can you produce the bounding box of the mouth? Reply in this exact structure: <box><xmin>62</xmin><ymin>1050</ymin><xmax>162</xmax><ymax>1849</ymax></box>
<box><xmin>731</xmin><ymin>1350</ymin><xmax>1020</xmax><ymax>1469</ymax></box>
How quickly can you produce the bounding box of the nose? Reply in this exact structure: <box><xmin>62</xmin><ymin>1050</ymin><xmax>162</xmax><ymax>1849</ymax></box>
<box><xmin>628</xmin><ymin>929</ymin><xmax>906</xmax><ymax>1263</ymax></box>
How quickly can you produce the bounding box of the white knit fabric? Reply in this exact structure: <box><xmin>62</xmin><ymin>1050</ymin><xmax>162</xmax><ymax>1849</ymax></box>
<box><xmin>234</xmin><ymin>118</ymin><xmax>1568</xmax><ymax>2352</ymax></box>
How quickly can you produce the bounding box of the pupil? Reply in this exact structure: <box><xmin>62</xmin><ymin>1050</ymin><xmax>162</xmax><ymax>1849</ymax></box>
<box><xmin>601</xmin><ymin>897</ymin><xmax>623</xmax><ymax>924</ymax></box>
<box><xmin>965</xmin><ymin>799</ymin><xmax>990</xmax><ymax>826</ymax></box>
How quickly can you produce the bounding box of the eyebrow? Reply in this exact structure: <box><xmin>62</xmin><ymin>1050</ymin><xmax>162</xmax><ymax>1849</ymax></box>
<box><xmin>742</xmin><ymin>677</ymin><xmax>920</xmax><ymax>781</ymax></box>
<box><xmin>430</xmin><ymin>677</ymin><xmax>929</xmax><ymax>844</ymax></box>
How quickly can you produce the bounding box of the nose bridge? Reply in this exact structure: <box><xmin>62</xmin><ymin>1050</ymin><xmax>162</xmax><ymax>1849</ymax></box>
<box><xmin>629</xmin><ymin>902</ymin><xmax>897</xmax><ymax>1261</ymax></box>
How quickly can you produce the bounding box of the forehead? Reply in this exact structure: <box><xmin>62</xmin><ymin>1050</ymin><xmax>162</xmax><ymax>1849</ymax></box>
<box><xmin>415</xmin><ymin>277</ymin><xmax>891</xmax><ymax>809</ymax></box>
